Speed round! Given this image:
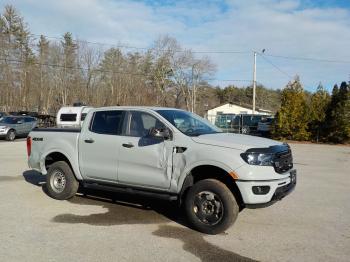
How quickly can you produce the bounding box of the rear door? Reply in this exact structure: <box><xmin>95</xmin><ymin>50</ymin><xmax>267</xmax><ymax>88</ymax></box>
<box><xmin>15</xmin><ymin>118</ymin><xmax>26</xmax><ymax>135</ymax></box>
<box><xmin>117</xmin><ymin>110</ymin><xmax>174</xmax><ymax>190</ymax></box>
<box><xmin>23</xmin><ymin>117</ymin><xmax>36</xmax><ymax>134</ymax></box>
<box><xmin>78</xmin><ymin>110</ymin><xmax>126</xmax><ymax>182</ymax></box>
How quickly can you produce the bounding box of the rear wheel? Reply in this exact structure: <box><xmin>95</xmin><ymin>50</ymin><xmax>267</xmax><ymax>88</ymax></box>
<box><xmin>241</xmin><ymin>126</ymin><xmax>250</xmax><ymax>134</ymax></box>
<box><xmin>46</xmin><ymin>161</ymin><xmax>79</xmax><ymax>200</ymax></box>
<box><xmin>6</xmin><ymin>130</ymin><xmax>16</xmax><ymax>141</ymax></box>
<box><xmin>184</xmin><ymin>179</ymin><xmax>239</xmax><ymax>235</ymax></box>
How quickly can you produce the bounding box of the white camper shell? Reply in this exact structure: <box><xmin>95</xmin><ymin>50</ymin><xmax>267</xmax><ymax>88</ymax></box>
<box><xmin>56</xmin><ymin>106</ymin><xmax>93</xmax><ymax>128</ymax></box>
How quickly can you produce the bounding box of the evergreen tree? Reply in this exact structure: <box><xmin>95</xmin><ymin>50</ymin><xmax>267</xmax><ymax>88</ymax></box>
<box><xmin>326</xmin><ymin>82</ymin><xmax>350</xmax><ymax>142</ymax></box>
<box><xmin>309</xmin><ymin>83</ymin><xmax>330</xmax><ymax>141</ymax></box>
<box><xmin>273</xmin><ymin>77</ymin><xmax>310</xmax><ymax>140</ymax></box>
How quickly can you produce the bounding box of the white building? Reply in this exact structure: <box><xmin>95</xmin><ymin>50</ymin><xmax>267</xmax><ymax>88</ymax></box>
<box><xmin>206</xmin><ymin>103</ymin><xmax>272</xmax><ymax>123</ymax></box>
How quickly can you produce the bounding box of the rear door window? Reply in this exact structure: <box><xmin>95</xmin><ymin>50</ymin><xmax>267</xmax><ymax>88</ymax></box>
<box><xmin>90</xmin><ymin>110</ymin><xmax>125</xmax><ymax>135</ymax></box>
<box><xmin>24</xmin><ymin>117</ymin><xmax>35</xmax><ymax>122</ymax></box>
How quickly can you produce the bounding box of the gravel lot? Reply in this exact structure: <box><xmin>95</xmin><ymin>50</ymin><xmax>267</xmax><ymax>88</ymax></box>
<box><xmin>0</xmin><ymin>141</ymin><xmax>349</xmax><ymax>262</ymax></box>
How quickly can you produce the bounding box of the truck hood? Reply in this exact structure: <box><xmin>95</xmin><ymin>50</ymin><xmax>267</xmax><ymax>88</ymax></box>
<box><xmin>191</xmin><ymin>133</ymin><xmax>282</xmax><ymax>151</ymax></box>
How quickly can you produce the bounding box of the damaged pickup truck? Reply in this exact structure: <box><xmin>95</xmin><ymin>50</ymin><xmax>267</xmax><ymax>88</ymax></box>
<box><xmin>27</xmin><ymin>107</ymin><xmax>296</xmax><ymax>234</ymax></box>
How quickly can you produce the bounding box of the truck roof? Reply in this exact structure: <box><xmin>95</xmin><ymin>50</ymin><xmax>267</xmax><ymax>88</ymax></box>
<box><xmin>93</xmin><ymin>106</ymin><xmax>185</xmax><ymax>111</ymax></box>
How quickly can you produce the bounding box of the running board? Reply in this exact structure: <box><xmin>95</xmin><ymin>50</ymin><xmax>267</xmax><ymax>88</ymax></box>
<box><xmin>82</xmin><ymin>182</ymin><xmax>178</xmax><ymax>201</ymax></box>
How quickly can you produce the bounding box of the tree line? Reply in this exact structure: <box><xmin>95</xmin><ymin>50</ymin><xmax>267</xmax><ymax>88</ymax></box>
<box><xmin>273</xmin><ymin>78</ymin><xmax>350</xmax><ymax>143</ymax></box>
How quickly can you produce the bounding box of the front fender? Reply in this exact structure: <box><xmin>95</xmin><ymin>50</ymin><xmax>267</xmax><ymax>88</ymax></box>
<box><xmin>175</xmin><ymin>160</ymin><xmax>240</xmax><ymax>194</ymax></box>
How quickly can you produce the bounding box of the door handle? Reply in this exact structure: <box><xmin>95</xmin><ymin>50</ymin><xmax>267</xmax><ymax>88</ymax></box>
<box><xmin>122</xmin><ymin>143</ymin><xmax>134</xmax><ymax>148</ymax></box>
<box><xmin>84</xmin><ymin>138</ymin><xmax>95</xmax><ymax>143</ymax></box>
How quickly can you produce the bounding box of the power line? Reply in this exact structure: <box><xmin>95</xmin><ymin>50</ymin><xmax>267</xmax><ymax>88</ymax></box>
<box><xmin>3</xmin><ymin>32</ymin><xmax>350</xmax><ymax>63</ymax></box>
<box><xmin>263</xmin><ymin>53</ymin><xmax>350</xmax><ymax>64</ymax></box>
<box><xmin>30</xmin><ymin>34</ymin><xmax>350</xmax><ymax>63</ymax></box>
<box><xmin>29</xmin><ymin>33</ymin><xmax>251</xmax><ymax>54</ymax></box>
<box><xmin>205</xmin><ymin>78</ymin><xmax>252</xmax><ymax>82</ymax></box>
<box><xmin>258</xmin><ymin>53</ymin><xmax>294</xmax><ymax>80</ymax></box>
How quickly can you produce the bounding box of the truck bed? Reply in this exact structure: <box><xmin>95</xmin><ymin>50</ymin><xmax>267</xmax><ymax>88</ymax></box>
<box><xmin>28</xmin><ymin>127</ymin><xmax>81</xmax><ymax>176</ymax></box>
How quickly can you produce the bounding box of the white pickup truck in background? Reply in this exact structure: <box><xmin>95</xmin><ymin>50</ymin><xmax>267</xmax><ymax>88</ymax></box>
<box><xmin>27</xmin><ymin>106</ymin><xmax>296</xmax><ymax>234</ymax></box>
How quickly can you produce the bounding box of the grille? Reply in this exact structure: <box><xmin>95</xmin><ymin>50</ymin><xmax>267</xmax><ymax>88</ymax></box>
<box><xmin>273</xmin><ymin>149</ymin><xmax>293</xmax><ymax>174</ymax></box>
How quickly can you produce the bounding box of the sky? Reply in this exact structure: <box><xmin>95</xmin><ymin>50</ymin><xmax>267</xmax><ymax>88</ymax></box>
<box><xmin>2</xmin><ymin>0</ymin><xmax>350</xmax><ymax>91</ymax></box>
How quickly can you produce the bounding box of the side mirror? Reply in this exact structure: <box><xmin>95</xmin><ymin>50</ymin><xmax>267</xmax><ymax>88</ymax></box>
<box><xmin>149</xmin><ymin>127</ymin><xmax>171</xmax><ymax>140</ymax></box>
<box><xmin>18</xmin><ymin>121</ymin><xmax>24</xmax><ymax>124</ymax></box>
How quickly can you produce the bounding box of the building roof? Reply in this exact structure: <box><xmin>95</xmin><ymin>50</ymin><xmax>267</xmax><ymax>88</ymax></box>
<box><xmin>207</xmin><ymin>102</ymin><xmax>272</xmax><ymax>113</ymax></box>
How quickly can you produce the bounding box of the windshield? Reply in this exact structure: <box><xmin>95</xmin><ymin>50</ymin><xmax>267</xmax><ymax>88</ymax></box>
<box><xmin>0</xmin><ymin>117</ymin><xmax>20</xmax><ymax>124</ymax></box>
<box><xmin>156</xmin><ymin>110</ymin><xmax>222</xmax><ymax>136</ymax></box>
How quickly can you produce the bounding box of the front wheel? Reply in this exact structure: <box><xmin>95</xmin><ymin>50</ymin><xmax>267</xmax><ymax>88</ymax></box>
<box><xmin>184</xmin><ymin>179</ymin><xmax>239</xmax><ymax>235</ymax></box>
<box><xmin>46</xmin><ymin>161</ymin><xmax>79</xmax><ymax>200</ymax></box>
<box><xmin>6</xmin><ymin>130</ymin><xmax>16</xmax><ymax>141</ymax></box>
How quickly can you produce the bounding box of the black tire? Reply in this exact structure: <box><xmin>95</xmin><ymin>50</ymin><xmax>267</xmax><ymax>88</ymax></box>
<box><xmin>46</xmin><ymin>161</ymin><xmax>79</xmax><ymax>200</ymax></box>
<box><xmin>6</xmin><ymin>129</ymin><xmax>16</xmax><ymax>141</ymax></box>
<box><xmin>184</xmin><ymin>179</ymin><xmax>239</xmax><ymax>235</ymax></box>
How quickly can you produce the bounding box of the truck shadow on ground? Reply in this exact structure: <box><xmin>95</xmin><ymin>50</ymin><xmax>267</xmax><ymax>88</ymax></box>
<box><xmin>22</xmin><ymin>170</ymin><xmax>257</xmax><ymax>262</ymax></box>
<box><xmin>53</xmin><ymin>190</ymin><xmax>187</xmax><ymax>226</ymax></box>
<box><xmin>23</xmin><ymin>170</ymin><xmax>46</xmax><ymax>185</ymax></box>
<box><xmin>22</xmin><ymin>169</ymin><xmax>187</xmax><ymax>226</ymax></box>
<box><xmin>154</xmin><ymin>225</ymin><xmax>258</xmax><ymax>262</ymax></box>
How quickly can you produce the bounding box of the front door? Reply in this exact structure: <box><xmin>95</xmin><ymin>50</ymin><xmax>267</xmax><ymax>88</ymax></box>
<box><xmin>117</xmin><ymin>110</ymin><xmax>173</xmax><ymax>190</ymax></box>
<box><xmin>79</xmin><ymin>110</ymin><xmax>125</xmax><ymax>182</ymax></box>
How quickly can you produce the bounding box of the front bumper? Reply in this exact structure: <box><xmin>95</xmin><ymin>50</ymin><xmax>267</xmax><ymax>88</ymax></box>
<box><xmin>236</xmin><ymin>169</ymin><xmax>296</xmax><ymax>206</ymax></box>
<box><xmin>0</xmin><ymin>129</ymin><xmax>9</xmax><ymax>137</ymax></box>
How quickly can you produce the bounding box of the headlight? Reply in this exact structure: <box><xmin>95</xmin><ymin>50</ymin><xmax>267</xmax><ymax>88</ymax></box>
<box><xmin>240</xmin><ymin>152</ymin><xmax>274</xmax><ymax>166</ymax></box>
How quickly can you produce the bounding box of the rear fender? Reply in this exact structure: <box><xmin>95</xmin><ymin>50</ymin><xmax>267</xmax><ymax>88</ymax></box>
<box><xmin>40</xmin><ymin>149</ymin><xmax>83</xmax><ymax>180</ymax></box>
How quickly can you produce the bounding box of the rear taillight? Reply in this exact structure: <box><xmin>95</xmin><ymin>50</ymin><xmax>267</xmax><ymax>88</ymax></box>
<box><xmin>27</xmin><ymin>136</ymin><xmax>32</xmax><ymax>157</ymax></box>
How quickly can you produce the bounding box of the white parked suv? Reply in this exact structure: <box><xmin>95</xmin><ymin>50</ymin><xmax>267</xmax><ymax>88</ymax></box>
<box><xmin>27</xmin><ymin>107</ymin><xmax>296</xmax><ymax>234</ymax></box>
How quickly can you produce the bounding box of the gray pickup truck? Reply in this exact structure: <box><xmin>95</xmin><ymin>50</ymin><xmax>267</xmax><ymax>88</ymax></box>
<box><xmin>27</xmin><ymin>107</ymin><xmax>296</xmax><ymax>234</ymax></box>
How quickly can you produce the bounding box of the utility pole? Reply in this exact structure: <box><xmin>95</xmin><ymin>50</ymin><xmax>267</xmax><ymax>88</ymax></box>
<box><xmin>252</xmin><ymin>51</ymin><xmax>257</xmax><ymax>114</ymax></box>
<box><xmin>191</xmin><ymin>64</ymin><xmax>195</xmax><ymax>113</ymax></box>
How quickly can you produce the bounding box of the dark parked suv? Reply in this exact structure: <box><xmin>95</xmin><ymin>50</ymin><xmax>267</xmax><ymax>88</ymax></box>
<box><xmin>0</xmin><ymin>116</ymin><xmax>37</xmax><ymax>141</ymax></box>
<box><xmin>215</xmin><ymin>114</ymin><xmax>269</xmax><ymax>134</ymax></box>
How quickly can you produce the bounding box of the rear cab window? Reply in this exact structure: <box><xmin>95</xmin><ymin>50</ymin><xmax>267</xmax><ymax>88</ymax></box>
<box><xmin>90</xmin><ymin>110</ymin><xmax>125</xmax><ymax>135</ymax></box>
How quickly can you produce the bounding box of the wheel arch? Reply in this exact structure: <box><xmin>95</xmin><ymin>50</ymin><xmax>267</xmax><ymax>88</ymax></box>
<box><xmin>179</xmin><ymin>164</ymin><xmax>245</xmax><ymax>210</ymax></box>
<box><xmin>41</xmin><ymin>151</ymin><xmax>82</xmax><ymax>180</ymax></box>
